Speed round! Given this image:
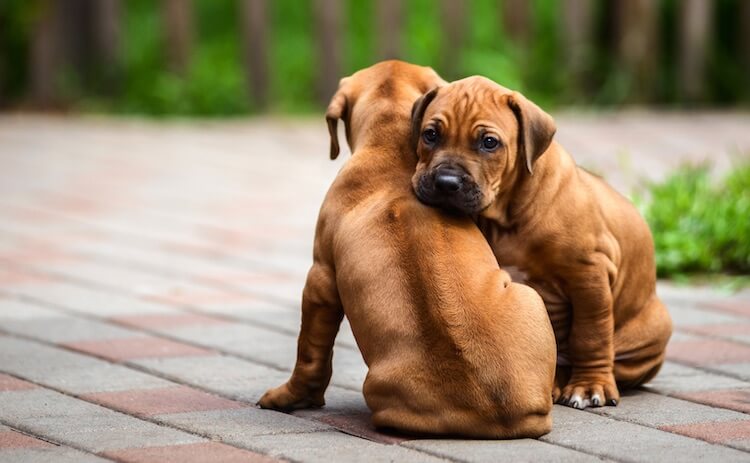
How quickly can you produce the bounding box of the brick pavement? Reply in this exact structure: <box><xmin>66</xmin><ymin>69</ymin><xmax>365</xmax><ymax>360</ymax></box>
<box><xmin>1</xmin><ymin>114</ymin><xmax>749</xmax><ymax>462</ymax></box>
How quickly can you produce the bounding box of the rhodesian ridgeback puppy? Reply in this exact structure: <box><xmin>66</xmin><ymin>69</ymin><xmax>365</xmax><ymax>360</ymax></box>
<box><xmin>411</xmin><ymin>76</ymin><xmax>672</xmax><ymax>410</ymax></box>
<box><xmin>258</xmin><ymin>62</ymin><xmax>556</xmax><ymax>438</ymax></box>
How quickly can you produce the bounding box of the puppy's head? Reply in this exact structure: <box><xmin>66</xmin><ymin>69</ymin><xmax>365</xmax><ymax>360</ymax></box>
<box><xmin>411</xmin><ymin>76</ymin><xmax>556</xmax><ymax>215</ymax></box>
<box><xmin>325</xmin><ymin>61</ymin><xmax>445</xmax><ymax>159</ymax></box>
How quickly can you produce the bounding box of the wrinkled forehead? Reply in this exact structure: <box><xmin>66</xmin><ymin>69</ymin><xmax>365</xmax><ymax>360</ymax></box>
<box><xmin>425</xmin><ymin>82</ymin><xmax>517</xmax><ymax>132</ymax></box>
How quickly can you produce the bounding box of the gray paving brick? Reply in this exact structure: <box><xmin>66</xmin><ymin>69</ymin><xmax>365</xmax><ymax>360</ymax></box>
<box><xmin>643</xmin><ymin>361</ymin><xmax>750</xmax><ymax>393</ymax></box>
<box><xmin>164</xmin><ymin>323</ymin><xmax>368</xmax><ymax>390</ymax></box>
<box><xmin>541</xmin><ymin>405</ymin><xmax>750</xmax><ymax>462</ymax></box>
<box><xmin>132</xmin><ymin>355</ymin><xmax>290</xmax><ymax>403</ymax></box>
<box><xmin>30</xmin><ymin>259</ymin><xmax>196</xmax><ymax>296</ymax></box>
<box><xmin>0</xmin><ymin>389</ymin><xmax>203</xmax><ymax>452</ymax></box>
<box><xmin>157</xmin><ymin>407</ymin><xmax>332</xmax><ymax>437</ymax></box>
<box><xmin>0</xmin><ymin>300</ymin><xmax>136</xmax><ymax>343</ymax></box>
<box><xmin>239</xmin><ymin>431</ymin><xmax>449</xmax><ymax>463</ymax></box>
<box><xmin>0</xmin><ymin>447</ymin><xmax>112</xmax><ymax>463</ymax></box>
<box><xmin>0</xmin><ymin>335</ymin><xmax>170</xmax><ymax>393</ymax></box>
<box><xmin>9</xmin><ymin>282</ymin><xmax>176</xmax><ymax>317</ymax></box>
<box><xmin>403</xmin><ymin>439</ymin><xmax>605</xmax><ymax>463</ymax></box>
<box><xmin>590</xmin><ymin>390</ymin><xmax>749</xmax><ymax>426</ymax></box>
<box><xmin>669</xmin><ymin>305</ymin><xmax>745</xmax><ymax>327</ymax></box>
<box><xmin>715</xmin><ymin>363</ymin><xmax>750</xmax><ymax>382</ymax></box>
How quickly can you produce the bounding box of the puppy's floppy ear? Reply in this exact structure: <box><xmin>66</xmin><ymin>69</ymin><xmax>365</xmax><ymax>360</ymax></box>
<box><xmin>410</xmin><ymin>87</ymin><xmax>440</xmax><ymax>151</ymax></box>
<box><xmin>506</xmin><ymin>92</ymin><xmax>556</xmax><ymax>174</ymax></box>
<box><xmin>325</xmin><ymin>85</ymin><xmax>348</xmax><ymax>160</ymax></box>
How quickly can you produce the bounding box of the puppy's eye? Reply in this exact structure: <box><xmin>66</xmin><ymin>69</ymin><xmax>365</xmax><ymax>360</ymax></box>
<box><xmin>482</xmin><ymin>136</ymin><xmax>499</xmax><ymax>151</ymax></box>
<box><xmin>422</xmin><ymin>128</ymin><xmax>438</xmax><ymax>144</ymax></box>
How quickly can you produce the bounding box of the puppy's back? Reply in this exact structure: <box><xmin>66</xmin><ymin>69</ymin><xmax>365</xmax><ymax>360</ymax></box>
<box><xmin>333</xmin><ymin>188</ymin><xmax>555</xmax><ymax>438</ymax></box>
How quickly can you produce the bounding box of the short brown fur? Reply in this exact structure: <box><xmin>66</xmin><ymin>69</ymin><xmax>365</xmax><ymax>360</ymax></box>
<box><xmin>258</xmin><ymin>63</ymin><xmax>556</xmax><ymax>437</ymax></box>
<box><xmin>411</xmin><ymin>76</ymin><xmax>672</xmax><ymax>409</ymax></box>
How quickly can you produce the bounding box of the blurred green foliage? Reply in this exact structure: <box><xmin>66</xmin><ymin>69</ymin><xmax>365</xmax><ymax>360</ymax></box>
<box><xmin>638</xmin><ymin>161</ymin><xmax>750</xmax><ymax>277</ymax></box>
<box><xmin>1</xmin><ymin>0</ymin><xmax>748</xmax><ymax>115</ymax></box>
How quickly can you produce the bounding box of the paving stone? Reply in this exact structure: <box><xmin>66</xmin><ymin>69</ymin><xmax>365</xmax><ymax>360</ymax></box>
<box><xmin>236</xmin><ymin>431</ymin><xmax>449</xmax><ymax>463</ymax></box>
<box><xmin>589</xmin><ymin>390</ymin><xmax>749</xmax><ymax>427</ymax></box>
<box><xmin>0</xmin><ymin>389</ymin><xmax>203</xmax><ymax>452</ymax></box>
<box><xmin>667</xmin><ymin>338</ymin><xmax>750</xmax><ymax>365</ymax></box>
<box><xmin>674</xmin><ymin>389</ymin><xmax>750</xmax><ymax>414</ymax></box>
<box><xmin>3</xmin><ymin>116</ymin><xmax>750</xmax><ymax>461</ymax></box>
<box><xmin>643</xmin><ymin>361</ymin><xmax>750</xmax><ymax>393</ymax></box>
<box><xmin>403</xmin><ymin>439</ymin><xmax>603</xmax><ymax>463</ymax></box>
<box><xmin>291</xmin><ymin>386</ymin><xmax>370</xmax><ymax>419</ymax></box>
<box><xmin>0</xmin><ymin>310</ymin><xmax>137</xmax><ymax>343</ymax></box>
<box><xmin>157</xmin><ymin>407</ymin><xmax>331</xmax><ymax>438</ymax></box>
<box><xmin>0</xmin><ymin>373</ymin><xmax>36</xmax><ymax>391</ymax></box>
<box><xmin>33</xmin><ymin>259</ymin><xmax>196</xmax><ymax>297</ymax></box>
<box><xmin>0</xmin><ymin>429</ymin><xmax>53</xmax><ymax>448</ymax></box>
<box><xmin>8</xmin><ymin>282</ymin><xmax>176</xmax><ymax>317</ymax></box>
<box><xmin>0</xmin><ymin>335</ymin><xmax>171</xmax><ymax>393</ymax></box>
<box><xmin>668</xmin><ymin>305</ymin><xmax>747</xmax><ymax>327</ymax></box>
<box><xmin>131</xmin><ymin>355</ymin><xmax>290</xmax><ymax>403</ymax></box>
<box><xmin>163</xmin><ymin>323</ymin><xmax>368</xmax><ymax>390</ymax></box>
<box><xmin>0</xmin><ymin>447</ymin><xmax>112</xmax><ymax>463</ymax></box>
<box><xmin>62</xmin><ymin>336</ymin><xmax>216</xmax><ymax>361</ymax></box>
<box><xmin>661</xmin><ymin>420</ymin><xmax>750</xmax><ymax>445</ymax></box>
<box><xmin>315</xmin><ymin>413</ymin><xmax>407</xmax><ymax>445</ymax></box>
<box><xmin>539</xmin><ymin>405</ymin><xmax>750</xmax><ymax>462</ymax></box>
<box><xmin>708</xmin><ymin>301</ymin><xmax>750</xmax><ymax>319</ymax></box>
<box><xmin>681</xmin><ymin>323</ymin><xmax>750</xmax><ymax>345</ymax></box>
<box><xmin>101</xmin><ymin>442</ymin><xmax>279</xmax><ymax>463</ymax></box>
<box><xmin>82</xmin><ymin>386</ymin><xmax>248</xmax><ymax>417</ymax></box>
<box><xmin>714</xmin><ymin>363</ymin><xmax>750</xmax><ymax>381</ymax></box>
<box><xmin>109</xmin><ymin>313</ymin><xmax>229</xmax><ymax>330</ymax></box>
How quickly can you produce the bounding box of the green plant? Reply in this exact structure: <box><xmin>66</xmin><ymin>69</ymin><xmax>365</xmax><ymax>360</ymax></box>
<box><xmin>638</xmin><ymin>161</ymin><xmax>750</xmax><ymax>277</ymax></box>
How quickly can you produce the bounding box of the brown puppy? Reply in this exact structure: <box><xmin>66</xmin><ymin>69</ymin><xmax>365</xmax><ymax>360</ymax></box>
<box><xmin>411</xmin><ymin>76</ymin><xmax>672</xmax><ymax>410</ymax></box>
<box><xmin>257</xmin><ymin>62</ymin><xmax>556</xmax><ymax>438</ymax></box>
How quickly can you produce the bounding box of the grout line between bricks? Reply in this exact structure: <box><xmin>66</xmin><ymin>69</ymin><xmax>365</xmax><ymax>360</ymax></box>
<box><xmin>0</xmin><ymin>412</ymin><xmax>118</xmax><ymax>462</ymax></box>
<box><xmin>0</xmin><ymin>198</ymin><xmax>298</xmax><ymax>275</ymax></box>
<box><xmin>3</xmin><ymin>311</ymin><xmax>747</xmax><ymax>458</ymax></box>
<box><xmin>0</xmin><ymin>295</ymin><xmax>362</xmax><ymax>394</ymax></box>
<box><xmin>0</xmin><ymin>368</ymin><xmax>330</xmax><ymax>461</ymax></box>
<box><xmin>3</xmin><ymin>270</ymin><xmax>750</xmax><ymax>453</ymax></box>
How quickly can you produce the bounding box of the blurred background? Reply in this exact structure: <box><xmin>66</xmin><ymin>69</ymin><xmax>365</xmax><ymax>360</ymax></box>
<box><xmin>1</xmin><ymin>0</ymin><xmax>749</xmax><ymax>116</ymax></box>
<box><xmin>0</xmin><ymin>0</ymin><xmax>748</xmax><ymax>281</ymax></box>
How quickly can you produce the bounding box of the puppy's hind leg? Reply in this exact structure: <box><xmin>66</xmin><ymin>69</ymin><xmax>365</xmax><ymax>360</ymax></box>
<box><xmin>614</xmin><ymin>296</ymin><xmax>672</xmax><ymax>390</ymax></box>
<box><xmin>258</xmin><ymin>262</ymin><xmax>344</xmax><ymax>411</ymax></box>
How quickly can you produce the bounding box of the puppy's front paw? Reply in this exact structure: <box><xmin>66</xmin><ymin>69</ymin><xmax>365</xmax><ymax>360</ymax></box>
<box><xmin>257</xmin><ymin>382</ymin><xmax>324</xmax><ymax>412</ymax></box>
<box><xmin>558</xmin><ymin>373</ymin><xmax>619</xmax><ymax>410</ymax></box>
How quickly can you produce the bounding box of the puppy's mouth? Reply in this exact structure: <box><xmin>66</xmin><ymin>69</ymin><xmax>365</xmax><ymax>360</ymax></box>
<box><xmin>414</xmin><ymin>165</ymin><xmax>484</xmax><ymax>215</ymax></box>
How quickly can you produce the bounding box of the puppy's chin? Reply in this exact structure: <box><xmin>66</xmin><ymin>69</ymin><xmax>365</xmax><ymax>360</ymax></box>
<box><xmin>413</xmin><ymin>175</ymin><xmax>484</xmax><ymax>216</ymax></box>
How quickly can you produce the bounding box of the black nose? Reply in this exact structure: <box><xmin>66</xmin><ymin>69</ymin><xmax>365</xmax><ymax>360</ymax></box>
<box><xmin>435</xmin><ymin>173</ymin><xmax>462</xmax><ymax>193</ymax></box>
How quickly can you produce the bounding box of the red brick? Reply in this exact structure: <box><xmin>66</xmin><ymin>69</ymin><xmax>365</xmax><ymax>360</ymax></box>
<box><xmin>666</xmin><ymin>339</ymin><xmax>750</xmax><ymax>365</ymax></box>
<box><xmin>61</xmin><ymin>336</ymin><xmax>215</xmax><ymax>361</ymax></box>
<box><xmin>0</xmin><ymin>431</ymin><xmax>53</xmax><ymax>449</ymax></box>
<box><xmin>101</xmin><ymin>442</ymin><xmax>279</xmax><ymax>463</ymax></box>
<box><xmin>160</xmin><ymin>242</ymin><xmax>223</xmax><ymax>258</ymax></box>
<box><xmin>681</xmin><ymin>323</ymin><xmax>750</xmax><ymax>337</ymax></box>
<box><xmin>109</xmin><ymin>313</ymin><xmax>228</xmax><ymax>330</ymax></box>
<box><xmin>197</xmin><ymin>270</ymin><xmax>295</xmax><ymax>285</ymax></box>
<box><xmin>0</xmin><ymin>374</ymin><xmax>36</xmax><ymax>391</ymax></box>
<box><xmin>145</xmin><ymin>290</ymin><xmax>251</xmax><ymax>307</ymax></box>
<box><xmin>0</xmin><ymin>269</ymin><xmax>51</xmax><ymax>287</ymax></box>
<box><xmin>661</xmin><ymin>420</ymin><xmax>750</xmax><ymax>444</ymax></box>
<box><xmin>0</xmin><ymin>241</ymin><xmax>70</xmax><ymax>263</ymax></box>
<box><xmin>316</xmin><ymin>413</ymin><xmax>408</xmax><ymax>445</ymax></box>
<box><xmin>706</xmin><ymin>301</ymin><xmax>750</xmax><ymax>319</ymax></box>
<box><xmin>82</xmin><ymin>386</ymin><xmax>247</xmax><ymax>417</ymax></box>
<box><xmin>675</xmin><ymin>389</ymin><xmax>750</xmax><ymax>414</ymax></box>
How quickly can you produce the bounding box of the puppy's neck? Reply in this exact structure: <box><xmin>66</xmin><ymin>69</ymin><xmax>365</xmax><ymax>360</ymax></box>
<box><xmin>350</xmin><ymin>102</ymin><xmax>416</xmax><ymax>164</ymax></box>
